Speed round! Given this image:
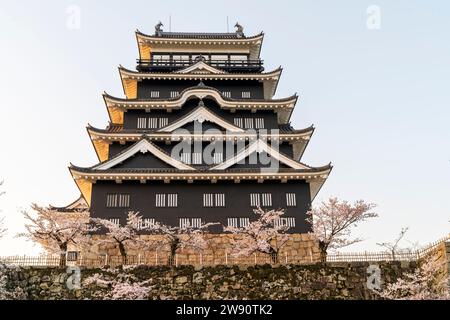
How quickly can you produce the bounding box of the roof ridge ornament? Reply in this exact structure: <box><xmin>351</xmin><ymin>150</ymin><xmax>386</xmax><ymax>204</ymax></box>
<box><xmin>197</xmin><ymin>80</ymin><xmax>206</xmax><ymax>87</ymax></box>
<box><xmin>198</xmin><ymin>99</ymin><xmax>205</xmax><ymax>108</ymax></box>
<box><xmin>194</xmin><ymin>55</ymin><xmax>207</xmax><ymax>62</ymax></box>
<box><xmin>155</xmin><ymin>21</ymin><xmax>163</xmax><ymax>36</ymax></box>
<box><xmin>235</xmin><ymin>22</ymin><xmax>244</xmax><ymax>38</ymax></box>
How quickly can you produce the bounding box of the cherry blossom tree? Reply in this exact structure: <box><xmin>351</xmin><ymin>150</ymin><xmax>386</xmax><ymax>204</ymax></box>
<box><xmin>83</xmin><ymin>270</ymin><xmax>150</xmax><ymax>300</ymax></box>
<box><xmin>91</xmin><ymin>212</ymin><xmax>151</xmax><ymax>264</ymax></box>
<box><xmin>18</xmin><ymin>204</ymin><xmax>93</xmax><ymax>266</ymax></box>
<box><xmin>376</xmin><ymin>227</ymin><xmax>409</xmax><ymax>260</ymax></box>
<box><xmin>224</xmin><ymin>208</ymin><xmax>290</xmax><ymax>263</ymax></box>
<box><xmin>379</xmin><ymin>258</ymin><xmax>450</xmax><ymax>300</ymax></box>
<box><xmin>307</xmin><ymin>197</ymin><xmax>378</xmax><ymax>262</ymax></box>
<box><xmin>149</xmin><ymin>221</ymin><xmax>217</xmax><ymax>266</ymax></box>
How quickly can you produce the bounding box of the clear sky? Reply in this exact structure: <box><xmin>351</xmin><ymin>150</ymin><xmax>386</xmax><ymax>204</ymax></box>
<box><xmin>0</xmin><ymin>0</ymin><xmax>449</xmax><ymax>255</ymax></box>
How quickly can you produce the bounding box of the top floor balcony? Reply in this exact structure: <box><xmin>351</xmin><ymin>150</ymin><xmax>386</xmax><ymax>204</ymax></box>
<box><xmin>136</xmin><ymin>58</ymin><xmax>264</xmax><ymax>73</ymax></box>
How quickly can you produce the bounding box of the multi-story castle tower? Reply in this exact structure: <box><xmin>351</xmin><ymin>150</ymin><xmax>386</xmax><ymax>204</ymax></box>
<box><xmin>67</xmin><ymin>23</ymin><xmax>331</xmax><ymax>233</ymax></box>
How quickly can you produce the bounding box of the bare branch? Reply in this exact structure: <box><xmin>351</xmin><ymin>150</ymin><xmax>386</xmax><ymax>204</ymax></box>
<box><xmin>376</xmin><ymin>227</ymin><xmax>409</xmax><ymax>259</ymax></box>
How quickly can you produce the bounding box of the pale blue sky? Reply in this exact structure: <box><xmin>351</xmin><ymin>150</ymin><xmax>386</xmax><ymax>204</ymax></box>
<box><xmin>0</xmin><ymin>0</ymin><xmax>449</xmax><ymax>255</ymax></box>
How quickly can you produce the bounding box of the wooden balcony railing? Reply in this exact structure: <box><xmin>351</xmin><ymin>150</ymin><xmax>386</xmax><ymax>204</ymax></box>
<box><xmin>136</xmin><ymin>59</ymin><xmax>264</xmax><ymax>72</ymax></box>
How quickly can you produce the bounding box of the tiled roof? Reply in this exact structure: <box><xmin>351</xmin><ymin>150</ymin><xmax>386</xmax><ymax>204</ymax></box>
<box><xmin>88</xmin><ymin>123</ymin><xmax>313</xmax><ymax>135</ymax></box>
<box><xmin>50</xmin><ymin>195</ymin><xmax>88</xmax><ymax>212</ymax></box>
<box><xmin>71</xmin><ymin>165</ymin><xmax>332</xmax><ymax>175</ymax></box>
<box><xmin>277</xmin><ymin>124</ymin><xmax>314</xmax><ymax>134</ymax></box>
<box><xmin>103</xmin><ymin>86</ymin><xmax>297</xmax><ymax>104</ymax></box>
<box><xmin>136</xmin><ymin>30</ymin><xmax>264</xmax><ymax>40</ymax></box>
<box><xmin>158</xmin><ymin>32</ymin><xmax>241</xmax><ymax>39</ymax></box>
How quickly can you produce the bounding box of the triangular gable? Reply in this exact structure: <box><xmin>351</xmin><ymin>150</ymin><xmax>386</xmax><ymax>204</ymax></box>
<box><xmin>94</xmin><ymin>139</ymin><xmax>195</xmax><ymax>170</ymax></box>
<box><xmin>112</xmin><ymin>151</ymin><xmax>177</xmax><ymax>169</ymax></box>
<box><xmin>210</xmin><ymin>139</ymin><xmax>311</xmax><ymax>170</ymax></box>
<box><xmin>65</xmin><ymin>196</ymin><xmax>88</xmax><ymax>210</ymax></box>
<box><xmin>175</xmin><ymin>61</ymin><xmax>226</xmax><ymax>75</ymax></box>
<box><xmin>157</xmin><ymin>105</ymin><xmax>245</xmax><ymax>133</ymax></box>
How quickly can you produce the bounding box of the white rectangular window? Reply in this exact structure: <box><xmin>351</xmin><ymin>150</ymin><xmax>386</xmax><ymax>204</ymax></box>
<box><xmin>244</xmin><ymin>118</ymin><xmax>254</xmax><ymax>129</ymax></box>
<box><xmin>143</xmin><ymin>218</ymin><xmax>155</xmax><ymax>228</ymax></box>
<box><xmin>159</xmin><ymin>118</ymin><xmax>168</xmax><ymax>128</ymax></box>
<box><xmin>227</xmin><ymin>218</ymin><xmax>238</xmax><ymax>227</ymax></box>
<box><xmin>230</xmin><ymin>55</ymin><xmax>248</xmax><ymax>61</ymax></box>
<box><xmin>150</xmin><ymin>91</ymin><xmax>160</xmax><ymax>98</ymax></box>
<box><xmin>192</xmin><ymin>218</ymin><xmax>202</xmax><ymax>228</ymax></box>
<box><xmin>250</xmin><ymin>193</ymin><xmax>272</xmax><ymax>207</ymax></box>
<box><xmin>203</xmin><ymin>193</ymin><xmax>225</xmax><ymax>207</ymax></box>
<box><xmin>136</xmin><ymin>218</ymin><xmax>156</xmax><ymax>230</ymax></box>
<box><xmin>148</xmin><ymin>118</ymin><xmax>158</xmax><ymax>129</ymax></box>
<box><xmin>192</xmin><ymin>152</ymin><xmax>202</xmax><ymax>165</ymax></box>
<box><xmin>242</xmin><ymin>91</ymin><xmax>251</xmax><ymax>99</ymax></box>
<box><xmin>215</xmin><ymin>193</ymin><xmax>225</xmax><ymax>207</ymax></box>
<box><xmin>250</xmin><ymin>193</ymin><xmax>260</xmax><ymax>207</ymax></box>
<box><xmin>170</xmin><ymin>91</ymin><xmax>179</xmax><ymax>98</ymax></box>
<box><xmin>213</xmin><ymin>153</ymin><xmax>223</xmax><ymax>164</ymax></box>
<box><xmin>181</xmin><ymin>153</ymin><xmax>191</xmax><ymax>164</ymax></box>
<box><xmin>274</xmin><ymin>217</ymin><xmax>296</xmax><ymax>228</ymax></box>
<box><xmin>222</xmin><ymin>91</ymin><xmax>231</xmax><ymax>98</ymax></box>
<box><xmin>109</xmin><ymin>218</ymin><xmax>120</xmax><ymax>226</ymax></box>
<box><xmin>179</xmin><ymin>218</ymin><xmax>189</xmax><ymax>229</ymax></box>
<box><xmin>155</xmin><ymin>194</ymin><xmax>166</xmax><ymax>207</ymax></box>
<box><xmin>286</xmin><ymin>193</ymin><xmax>297</xmax><ymax>207</ymax></box>
<box><xmin>255</xmin><ymin>118</ymin><xmax>265</xmax><ymax>129</ymax></box>
<box><xmin>261</xmin><ymin>193</ymin><xmax>272</xmax><ymax>207</ymax></box>
<box><xmin>106</xmin><ymin>194</ymin><xmax>130</xmax><ymax>208</ymax></box>
<box><xmin>179</xmin><ymin>218</ymin><xmax>202</xmax><ymax>229</ymax></box>
<box><xmin>153</xmin><ymin>54</ymin><xmax>170</xmax><ymax>61</ymax></box>
<box><xmin>106</xmin><ymin>194</ymin><xmax>117</xmax><ymax>207</ymax></box>
<box><xmin>173</xmin><ymin>54</ymin><xmax>190</xmax><ymax>61</ymax></box>
<box><xmin>118</xmin><ymin>194</ymin><xmax>130</xmax><ymax>207</ymax></box>
<box><xmin>234</xmin><ymin>118</ymin><xmax>243</xmax><ymax>128</ymax></box>
<box><xmin>227</xmin><ymin>217</ymin><xmax>250</xmax><ymax>228</ymax></box>
<box><xmin>156</xmin><ymin>194</ymin><xmax>177</xmax><ymax>207</ymax></box>
<box><xmin>137</xmin><ymin>118</ymin><xmax>147</xmax><ymax>129</ymax></box>
<box><xmin>203</xmin><ymin>193</ymin><xmax>214</xmax><ymax>207</ymax></box>
<box><xmin>167</xmin><ymin>194</ymin><xmax>178</xmax><ymax>207</ymax></box>
<box><xmin>239</xmin><ymin>217</ymin><xmax>250</xmax><ymax>227</ymax></box>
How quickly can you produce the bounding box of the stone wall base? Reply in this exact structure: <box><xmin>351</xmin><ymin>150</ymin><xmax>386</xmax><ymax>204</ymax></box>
<box><xmin>75</xmin><ymin>233</ymin><xmax>321</xmax><ymax>265</ymax></box>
